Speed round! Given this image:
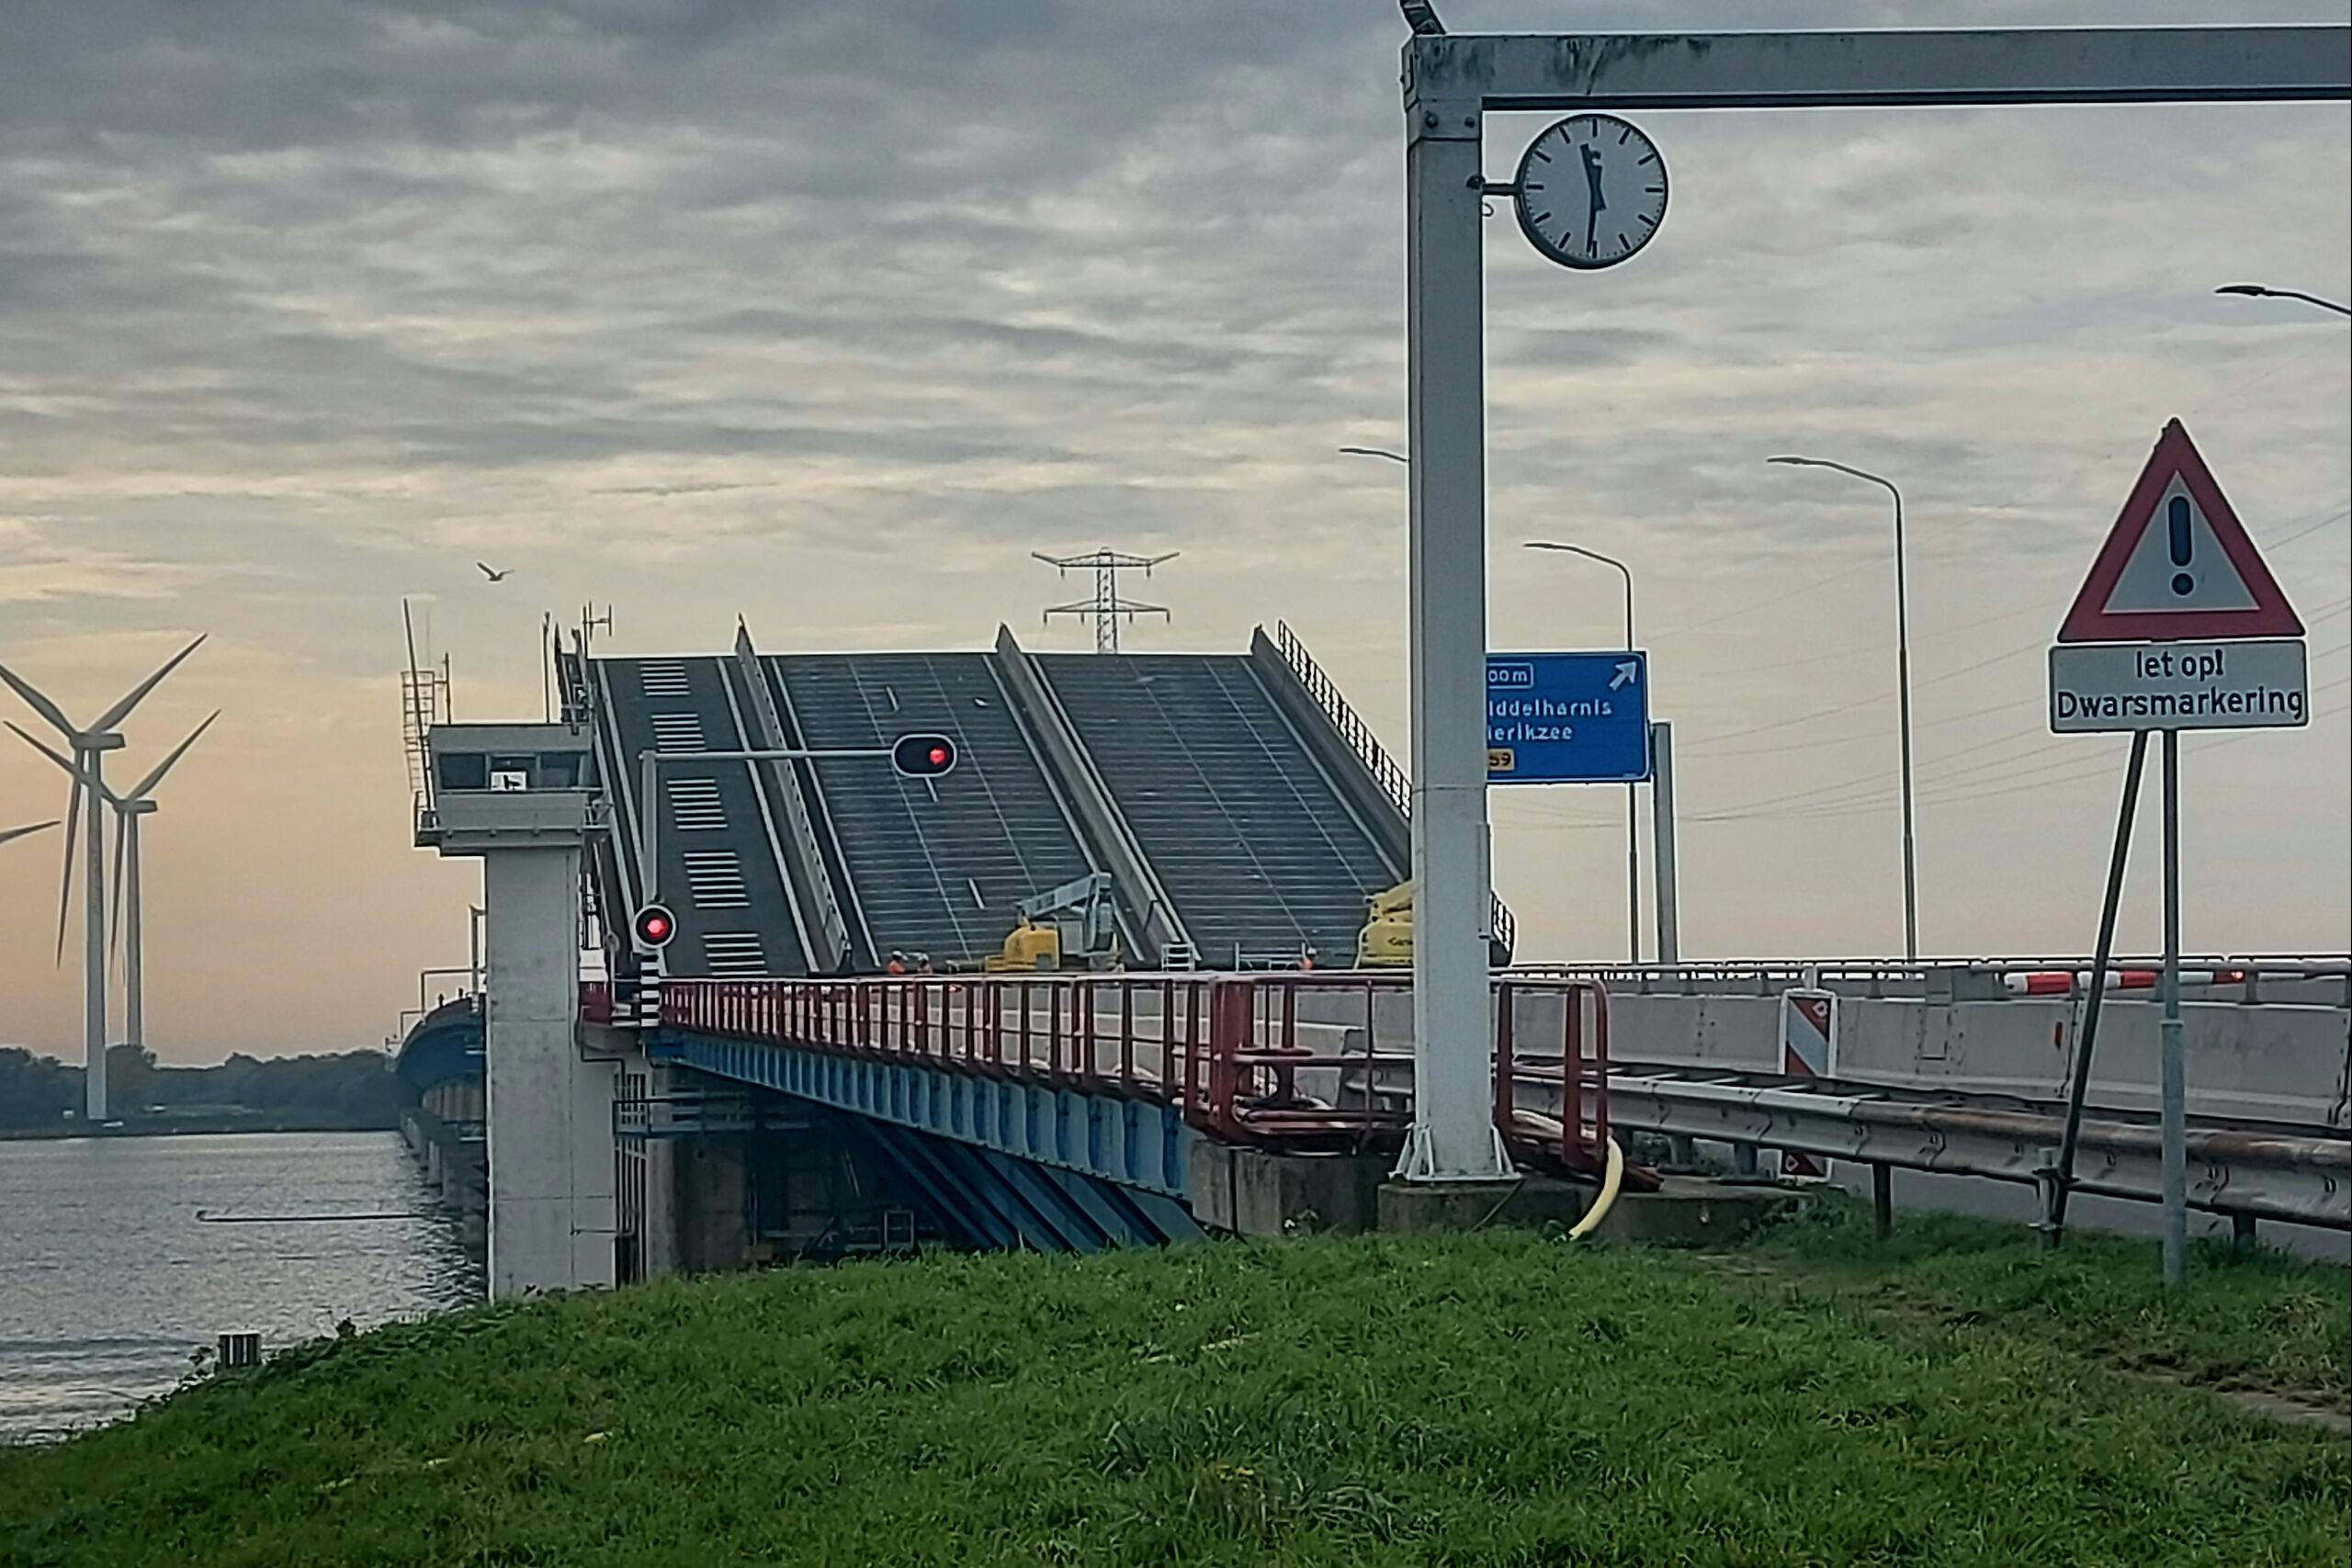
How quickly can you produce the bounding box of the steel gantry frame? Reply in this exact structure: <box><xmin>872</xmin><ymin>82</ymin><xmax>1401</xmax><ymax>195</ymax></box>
<box><xmin>1396</xmin><ymin>23</ymin><xmax>2352</xmax><ymax>1183</ymax></box>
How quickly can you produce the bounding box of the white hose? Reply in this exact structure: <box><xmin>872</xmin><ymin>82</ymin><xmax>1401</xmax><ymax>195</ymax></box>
<box><xmin>1566</xmin><ymin>1134</ymin><xmax>1625</xmax><ymax>1241</ymax></box>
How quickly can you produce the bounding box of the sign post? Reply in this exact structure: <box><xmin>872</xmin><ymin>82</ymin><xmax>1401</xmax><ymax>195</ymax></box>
<box><xmin>2159</xmin><ymin>729</ymin><xmax>2185</xmax><ymax>1283</ymax></box>
<box><xmin>1649</xmin><ymin>719</ymin><xmax>1680</xmax><ymax>964</ymax></box>
<box><xmin>2042</xmin><ymin>730</ymin><xmax>2151</xmax><ymax>1247</ymax></box>
<box><xmin>2047</xmin><ymin>419</ymin><xmax>2306</xmax><ymax>1285</ymax></box>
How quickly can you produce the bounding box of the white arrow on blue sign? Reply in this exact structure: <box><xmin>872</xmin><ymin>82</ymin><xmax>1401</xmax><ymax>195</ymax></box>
<box><xmin>1487</xmin><ymin>651</ymin><xmax>1652</xmax><ymax>784</ymax></box>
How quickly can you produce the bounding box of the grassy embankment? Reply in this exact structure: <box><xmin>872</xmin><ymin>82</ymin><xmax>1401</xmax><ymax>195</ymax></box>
<box><xmin>1</xmin><ymin>1200</ymin><xmax>2345</xmax><ymax>1567</ymax></box>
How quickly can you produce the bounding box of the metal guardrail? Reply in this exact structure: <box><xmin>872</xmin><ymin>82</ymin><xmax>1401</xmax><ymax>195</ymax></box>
<box><xmin>1275</xmin><ymin>623</ymin><xmax>1413</xmax><ymax>818</ymax></box>
<box><xmin>1584</xmin><ymin>1064</ymin><xmax>2350</xmax><ymax>1231</ymax></box>
<box><xmin>1273</xmin><ymin>622</ymin><xmax>1517</xmax><ymax>958</ymax></box>
<box><xmin>658</xmin><ymin>973</ymin><xmax>1612</xmax><ymax>1171</ymax></box>
<box><xmin>1510</xmin><ymin>955</ymin><xmax>2352</xmax><ymax>1003</ymax></box>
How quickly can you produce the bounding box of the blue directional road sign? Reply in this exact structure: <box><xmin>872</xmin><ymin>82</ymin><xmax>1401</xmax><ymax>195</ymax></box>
<box><xmin>1487</xmin><ymin>651</ymin><xmax>1651</xmax><ymax>784</ymax></box>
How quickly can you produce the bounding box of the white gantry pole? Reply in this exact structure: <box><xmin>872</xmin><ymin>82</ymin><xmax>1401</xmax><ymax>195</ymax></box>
<box><xmin>1399</xmin><ymin>54</ymin><xmax>1512</xmax><ymax>1183</ymax></box>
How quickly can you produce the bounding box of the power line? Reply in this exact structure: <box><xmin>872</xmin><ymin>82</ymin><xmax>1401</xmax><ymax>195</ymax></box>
<box><xmin>1699</xmin><ymin>690</ymin><xmax>2348</xmax><ymax>826</ymax></box>
<box><xmin>1507</xmin><ymin>687</ymin><xmax>2349</xmax><ymax>838</ymax></box>
<box><xmin>1648</xmin><ymin>556</ymin><xmax>1883</xmax><ymax>640</ymax></box>
<box><xmin>1667</xmin><ymin>502</ymin><xmax>2348</xmax><ymax>686</ymax></box>
<box><xmin>1682</xmin><ymin>590</ymin><xmax>2349</xmax><ymax>755</ymax></box>
<box><xmin>1654</xmin><ymin>377</ymin><xmax>2346</xmax><ymax>646</ymax></box>
<box><xmin>1691</xmin><ymin>692</ymin><xmax>2030</xmax><ymax>760</ymax></box>
<box><xmin>1678</xmin><ymin>700</ymin><xmax>2347</xmax><ymax>829</ymax></box>
<box><xmin>1681</xmin><ymin>637</ymin><xmax>2350</xmax><ymax>822</ymax></box>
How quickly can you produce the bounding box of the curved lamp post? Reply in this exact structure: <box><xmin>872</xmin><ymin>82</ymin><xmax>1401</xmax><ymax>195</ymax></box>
<box><xmin>1523</xmin><ymin>541</ymin><xmax>1642</xmax><ymax>964</ymax></box>
<box><xmin>1767</xmin><ymin>455</ymin><xmax>1920</xmax><ymax>964</ymax></box>
<box><xmin>2215</xmin><ymin>283</ymin><xmax>2351</xmax><ymax>317</ymax></box>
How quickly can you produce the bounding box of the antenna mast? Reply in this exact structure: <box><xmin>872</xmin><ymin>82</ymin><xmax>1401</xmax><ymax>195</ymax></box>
<box><xmin>400</xmin><ymin>598</ymin><xmax>451</xmax><ymax>809</ymax></box>
<box><xmin>1034</xmin><ymin>547</ymin><xmax>1178</xmax><ymax>653</ymax></box>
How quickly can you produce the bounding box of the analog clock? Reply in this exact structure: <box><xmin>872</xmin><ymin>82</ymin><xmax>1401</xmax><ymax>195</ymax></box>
<box><xmin>1512</xmin><ymin>114</ymin><xmax>1668</xmax><ymax>270</ymax></box>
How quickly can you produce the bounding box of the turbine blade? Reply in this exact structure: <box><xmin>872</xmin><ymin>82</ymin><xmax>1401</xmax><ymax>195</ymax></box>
<box><xmin>5</xmin><ymin>721</ymin><xmax>117</xmax><ymax>803</ymax></box>
<box><xmin>55</xmin><ymin>775</ymin><xmax>81</xmax><ymax>966</ymax></box>
<box><xmin>109</xmin><ymin>807</ymin><xmax>128</xmax><ymax>968</ymax></box>
<box><xmin>0</xmin><ymin>820</ymin><xmax>58</xmax><ymax>849</ymax></box>
<box><xmin>91</xmin><ymin>634</ymin><xmax>206</xmax><ymax>734</ymax></box>
<box><xmin>0</xmin><ymin>660</ymin><xmax>77</xmax><ymax>738</ymax></box>
<box><xmin>128</xmin><ymin>710</ymin><xmax>220</xmax><ymax>799</ymax></box>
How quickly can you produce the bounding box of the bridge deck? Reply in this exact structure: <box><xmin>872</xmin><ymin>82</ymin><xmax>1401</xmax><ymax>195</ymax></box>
<box><xmin>650</xmin><ymin>974</ymin><xmax>2351</xmax><ymax>1233</ymax></box>
<box><xmin>768</xmin><ymin>651</ymin><xmax>1099</xmax><ymax>968</ymax></box>
<box><xmin>1035</xmin><ymin>653</ymin><xmax>1403</xmax><ymax>965</ymax></box>
<box><xmin>595</xmin><ymin>655</ymin><xmax>808</xmax><ymax>978</ymax></box>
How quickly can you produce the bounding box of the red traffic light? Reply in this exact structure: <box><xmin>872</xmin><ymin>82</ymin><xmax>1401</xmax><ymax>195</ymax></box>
<box><xmin>632</xmin><ymin>903</ymin><xmax>678</xmax><ymax>949</ymax></box>
<box><xmin>890</xmin><ymin>733</ymin><xmax>957</xmax><ymax>779</ymax></box>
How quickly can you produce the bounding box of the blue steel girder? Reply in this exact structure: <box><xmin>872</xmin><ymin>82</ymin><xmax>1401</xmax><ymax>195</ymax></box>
<box><xmin>846</xmin><ymin>1119</ymin><xmax>1027</xmax><ymax>1251</ymax></box>
<box><xmin>655</xmin><ymin>1030</ymin><xmax>1196</xmax><ymax>1204</ymax></box>
<box><xmin>865</xmin><ymin>1115</ymin><xmax>1202</xmax><ymax>1252</ymax></box>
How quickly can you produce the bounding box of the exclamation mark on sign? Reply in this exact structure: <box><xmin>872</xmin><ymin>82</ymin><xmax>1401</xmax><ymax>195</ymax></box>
<box><xmin>2168</xmin><ymin>495</ymin><xmax>2194</xmax><ymax>596</ymax></box>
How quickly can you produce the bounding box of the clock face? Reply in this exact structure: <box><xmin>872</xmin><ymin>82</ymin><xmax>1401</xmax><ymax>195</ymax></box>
<box><xmin>1512</xmin><ymin>114</ymin><xmax>1668</xmax><ymax>270</ymax></box>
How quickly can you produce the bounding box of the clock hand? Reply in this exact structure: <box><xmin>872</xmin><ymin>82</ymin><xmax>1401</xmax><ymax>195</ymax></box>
<box><xmin>1580</xmin><ymin>144</ymin><xmax>1605</xmax><ymax>251</ymax></box>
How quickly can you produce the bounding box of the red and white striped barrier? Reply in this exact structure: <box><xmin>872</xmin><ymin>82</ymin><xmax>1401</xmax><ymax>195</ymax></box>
<box><xmin>2004</xmin><ymin>968</ymin><xmax>2246</xmax><ymax>996</ymax></box>
<box><xmin>1777</xmin><ymin>987</ymin><xmax>1838</xmax><ymax>1179</ymax></box>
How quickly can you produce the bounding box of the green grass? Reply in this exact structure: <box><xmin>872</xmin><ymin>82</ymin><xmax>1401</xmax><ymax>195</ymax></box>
<box><xmin>2</xmin><ymin>1226</ymin><xmax>2346</xmax><ymax>1567</ymax></box>
<box><xmin>1741</xmin><ymin>1199</ymin><xmax>2351</xmax><ymax>1407</ymax></box>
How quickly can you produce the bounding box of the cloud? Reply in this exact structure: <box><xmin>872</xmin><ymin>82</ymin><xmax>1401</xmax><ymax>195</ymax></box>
<box><xmin>0</xmin><ymin>0</ymin><xmax>2345</xmax><ymax>1057</ymax></box>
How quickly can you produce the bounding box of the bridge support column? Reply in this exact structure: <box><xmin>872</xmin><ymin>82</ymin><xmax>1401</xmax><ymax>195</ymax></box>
<box><xmin>481</xmin><ymin>843</ymin><xmax>617</xmax><ymax>1296</ymax></box>
<box><xmin>417</xmin><ymin>722</ymin><xmax>612</xmax><ymax>1299</ymax></box>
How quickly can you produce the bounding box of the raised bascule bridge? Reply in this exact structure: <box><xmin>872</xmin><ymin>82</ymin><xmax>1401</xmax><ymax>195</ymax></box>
<box><xmin>399</xmin><ymin>617</ymin><xmax>2348</xmax><ymax>1297</ymax></box>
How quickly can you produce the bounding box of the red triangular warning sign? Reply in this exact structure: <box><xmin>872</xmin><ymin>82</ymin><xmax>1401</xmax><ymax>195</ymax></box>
<box><xmin>2057</xmin><ymin>420</ymin><xmax>2302</xmax><ymax>643</ymax></box>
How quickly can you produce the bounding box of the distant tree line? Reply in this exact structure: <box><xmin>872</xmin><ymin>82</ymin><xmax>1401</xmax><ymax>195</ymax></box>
<box><xmin>0</xmin><ymin>1044</ymin><xmax>399</xmax><ymax>1132</ymax></box>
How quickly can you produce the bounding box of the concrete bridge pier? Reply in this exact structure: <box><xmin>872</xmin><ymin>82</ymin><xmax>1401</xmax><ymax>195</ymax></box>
<box><xmin>419</xmin><ymin>723</ymin><xmax>616</xmax><ymax>1298</ymax></box>
<box><xmin>481</xmin><ymin>841</ymin><xmax>616</xmax><ymax>1294</ymax></box>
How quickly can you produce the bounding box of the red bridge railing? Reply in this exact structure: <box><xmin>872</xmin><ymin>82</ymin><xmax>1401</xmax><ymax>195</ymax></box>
<box><xmin>659</xmin><ymin>972</ymin><xmax>1611</xmax><ymax>1173</ymax></box>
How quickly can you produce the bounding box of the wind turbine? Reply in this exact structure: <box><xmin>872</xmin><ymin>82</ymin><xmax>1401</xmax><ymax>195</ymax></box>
<box><xmin>2</xmin><ymin>820</ymin><xmax>59</xmax><ymax>850</ymax></box>
<box><xmin>0</xmin><ymin>636</ymin><xmax>205</xmax><ymax>1121</ymax></box>
<box><xmin>10</xmin><ymin>712</ymin><xmax>219</xmax><ymax>1054</ymax></box>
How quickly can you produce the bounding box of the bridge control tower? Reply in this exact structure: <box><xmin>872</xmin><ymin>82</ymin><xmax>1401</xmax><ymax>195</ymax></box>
<box><xmin>418</xmin><ymin>722</ymin><xmax>617</xmax><ymax>1297</ymax></box>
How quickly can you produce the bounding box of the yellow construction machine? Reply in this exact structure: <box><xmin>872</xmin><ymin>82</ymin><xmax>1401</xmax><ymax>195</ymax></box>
<box><xmin>982</xmin><ymin>872</ymin><xmax>1124</xmax><ymax>973</ymax></box>
<box><xmin>1355</xmin><ymin>879</ymin><xmax>1414</xmax><ymax>968</ymax></box>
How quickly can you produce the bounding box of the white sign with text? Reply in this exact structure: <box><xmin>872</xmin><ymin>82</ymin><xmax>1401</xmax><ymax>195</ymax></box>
<box><xmin>2048</xmin><ymin>639</ymin><xmax>2308</xmax><ymax>733</ymax></box>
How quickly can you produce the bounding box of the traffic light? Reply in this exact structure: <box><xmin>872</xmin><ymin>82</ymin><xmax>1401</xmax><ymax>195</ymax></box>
<box><xmin>631</xmin><ymin>903</ymin><xmax>678</xmax><ymax>951</ymax></box>
<box><xmin>890</xmin><ymin>733</ymin><xmax>957</xmax><ymax>779</ymax></box>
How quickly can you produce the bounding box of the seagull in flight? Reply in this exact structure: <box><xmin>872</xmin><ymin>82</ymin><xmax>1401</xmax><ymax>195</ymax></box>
<box><xmin>476</xmin><ymin>562</ymin><xmax>514</xmax><ymax>582</ymax></box>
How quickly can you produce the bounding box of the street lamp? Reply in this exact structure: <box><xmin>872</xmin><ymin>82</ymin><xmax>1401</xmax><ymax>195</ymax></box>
<box><xmin>1767</xmin><ymin>455</ymin><xmax>1921</xmax><ymax>964</ymax></box>
<box><xmin>1339</xmin><ymin>446</ymin><xmax>1412</xmax><ymax>465</ymax></box>
<box><xmin>2215</xmin><ymin>283</ymin><xmax>2352</xmax><ymax>317</ymax></box>
<box><xmin>1523</xmin><ymin>541</ymin><xmax>1641</xmax><ymax>964</ymax></box>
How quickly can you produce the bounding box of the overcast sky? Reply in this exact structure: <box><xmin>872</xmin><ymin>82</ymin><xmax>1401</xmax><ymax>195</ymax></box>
<box><xmin>2</xmin><ymin>2</ymin><xmax>2346</xmax><ymax>1064</ymax></box>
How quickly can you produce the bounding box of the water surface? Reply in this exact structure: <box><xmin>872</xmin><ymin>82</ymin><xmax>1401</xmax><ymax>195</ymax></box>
<box><xmin>0</xmin><ymin>1131</ymin><xmax>479</xmax><ymax>1442</ymax></box>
